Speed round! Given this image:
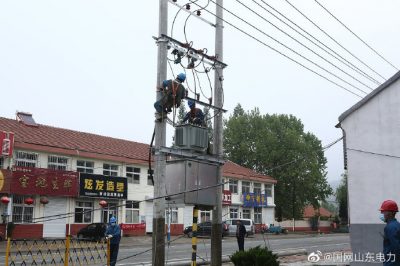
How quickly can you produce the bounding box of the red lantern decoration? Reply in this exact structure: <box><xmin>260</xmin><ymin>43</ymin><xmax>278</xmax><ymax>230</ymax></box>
<box><xmin>99</xmin><ymin>200</ymin><xmax>108</xmax><ymax>208</ymax></box>
<box><xmin>24</xmin><ymin>197</ymin><xmax>34</xmax><ymax>205</ymax></box>
<box><xmin>40</xmin><ymin>196</ymin><xmax>49</xmax><ymax>205</ymax></box>
<box><xmin>1</xmin><ymin>196</ymin><xmax>10</xmax><ymax>204</ymax></box>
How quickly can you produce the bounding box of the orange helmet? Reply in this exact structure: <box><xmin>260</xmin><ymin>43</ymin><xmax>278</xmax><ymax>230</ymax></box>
<box><xmin>380</xmin><ymin>200</ymin><xmax>399</xmax><ymax>212</ymax></box>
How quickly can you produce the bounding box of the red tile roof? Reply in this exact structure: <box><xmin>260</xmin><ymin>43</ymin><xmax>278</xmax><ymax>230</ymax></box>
<box><xmin>0</xmin><ymin>116</ymin><xmax>276</xmax><ymax>183</ymax></box>
<box><xmin>303</xmin><ymin>205</ymin><xmax>333</xmax><ymax>218</ymax></box>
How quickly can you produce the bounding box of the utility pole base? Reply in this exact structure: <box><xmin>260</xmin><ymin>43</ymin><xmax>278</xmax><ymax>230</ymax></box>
<box><xmin>211</xmin><ymin>222</ymin><xmax>222</xmax><ymax>266</ymax></box>
<box><xmin>152</xmin><ymin>217</ymin><xmax>165</xmax><ymax>266</ymax></box>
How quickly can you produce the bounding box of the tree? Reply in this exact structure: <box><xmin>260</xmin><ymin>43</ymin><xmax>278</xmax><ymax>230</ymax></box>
<box><xmin>224</xmin><ymin>104</ymin><xmax>332</xmax><ymax>220</ymax></box>
<box><xmin>177</xmin><ymin>104</ymin><xmax>186</xmax><ymax>123</ymax></box>
<box><xmin>336</xmin><ymin>173</ymin><xmax>348</xmax><ymax>224</ymax></box>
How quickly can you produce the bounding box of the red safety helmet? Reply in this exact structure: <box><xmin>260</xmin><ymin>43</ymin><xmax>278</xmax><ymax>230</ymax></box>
<box><xmin>380</xmin><ymin>200</ymin><xmax>399</xmax><ymax>212</ymax></box>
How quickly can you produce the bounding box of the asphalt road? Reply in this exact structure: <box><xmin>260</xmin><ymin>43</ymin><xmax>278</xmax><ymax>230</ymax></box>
<box><xmin>0</xmin><ymin>234</ymin><xmax>350</xmax><ymax>265</ymax></box>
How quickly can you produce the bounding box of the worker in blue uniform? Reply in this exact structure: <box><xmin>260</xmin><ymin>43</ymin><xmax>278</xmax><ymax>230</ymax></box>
<box><xmin>182</xmin><ymin>100</ymin><xmax>205</xmax><ymax>126</ymax></box>
<box><xmin>106</xmin><ymin>216</ymin><xmax>121</xmax><ymax>266</ymax></box>
<box><xmin>380</xmin><ymin>200</ymin><xmax>400</xmax><ymax>266</ymax></box>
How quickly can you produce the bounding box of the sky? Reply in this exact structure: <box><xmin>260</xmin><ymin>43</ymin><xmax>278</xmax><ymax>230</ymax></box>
<box><xmin>1</xmin><ymin>0</ymin><xmax>399</xmax><ymax>186</ymax></box>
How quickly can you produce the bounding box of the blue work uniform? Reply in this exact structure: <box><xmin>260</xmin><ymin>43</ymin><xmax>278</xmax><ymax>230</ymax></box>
<box><xmin>182</xmin><ymin>108</ymin><xmax>205</xmax><ymax>126</ymax></box>
<box><xmin>383</xmin><ymin>218</ymin><xmax>400</xmax><ymax>266</ymax></box>
<box><xmin>106</xmin><ymin>223</ymin><xmax>121</xmax><ymax>266</ymax></box>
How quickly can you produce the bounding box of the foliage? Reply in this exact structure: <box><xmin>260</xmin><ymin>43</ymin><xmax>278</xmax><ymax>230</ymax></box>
<box><xmin>336</xmin><ymin>173</ymin><xmax>348</xmax><ymax>224</ymax></box>
<box><xmin>230</xmin><ymin>245</ymin><xmax>279</xmax><ymax>266</ymax></box>
<box><xmin>224</xmin><ymin>104</ymin><xmax>332</xmax><ymax>220</ymax></box>
<box><xmin>309</xmin><ymin>216</ymin><xmax>319</xmax><ymax>231</ymax></box>
<box><xmin>321</xmin><ymin>201</ymin><xmax>338</xmax><ymax>215</ymax></box>
<box><xmin>177</xmin><ymin>104</ymin><xmax>186</xmax><ymax>123</ymax></box>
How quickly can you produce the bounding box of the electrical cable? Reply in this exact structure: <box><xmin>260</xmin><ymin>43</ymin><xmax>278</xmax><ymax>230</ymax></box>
<box><xmin>347</xmin><ymin>148</ymin><xmax>400</xmax><ymax>159</ymax></box>
<box><xmin>209</xmin><ymin>0</ymin><xmax>369</xmax><ymax>96</ymax></box>
<box><xmin>148</xmin><ymin>127</ymin><xmax>155</xmax><ymax>186</ymax></box>
<box><xmin>190</xmin><ymin>1</ymin><xmax>363</xmax><ymax>98</ymax></box>
<box><xmin>284</xmin><ymin>0</ymin><xmax>387</xmax><ymax>81</ymax></box>
<box><xmin>236</xmin><ymin>0</ymin><xmax>374</xmax><ymax>92</ymax></box>
<box><xmin>314</xmin><ymin>0</ymin><xmax>399</xmax><ymax>71</ymax></box>
<box><xmin>255</xmin><ymin>0</ymin><xmax>382</xmax><ymax>86</ymax></box>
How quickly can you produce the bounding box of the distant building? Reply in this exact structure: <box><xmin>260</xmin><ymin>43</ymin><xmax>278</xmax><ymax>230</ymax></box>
<box><xmin>0</xmin><ymin>113</ymin><xmax>276</xmax><ymax>239</ymax></box>
<box><xmin>337</xmin><ymin>71</ymin><xmax>400</xmax><ymax>261</ymax></box>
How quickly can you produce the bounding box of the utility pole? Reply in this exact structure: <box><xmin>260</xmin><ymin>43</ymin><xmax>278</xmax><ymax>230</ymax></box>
<box><xmin>153</xmin><ymin>0</ymin><xmax>168</xmax><ymax>265</ymax></box>
<box><xmin>211</xmin><ymin>0</ymin><xmax>223</xmax><ymax>265</ymax></box>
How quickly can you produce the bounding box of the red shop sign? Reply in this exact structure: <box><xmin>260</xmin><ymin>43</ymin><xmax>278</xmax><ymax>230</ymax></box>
<box><xmin>0</xmin><ymin>131</ymin><xmax>14</xmax><ymax>157</ymax></box>
<box><xmin>121</xmin><ymin>223</ymin><xmax>146</xmax><ymax>230</ymax></box>
<box><xmin>11</xmin><ymin>167</ymin><xmax>79</xmax><ymax>196</ymax></box>
<box><xmin>222</xmin><ymin>190</ymin><xmax>232</xmax><ymax>206</ymax></box>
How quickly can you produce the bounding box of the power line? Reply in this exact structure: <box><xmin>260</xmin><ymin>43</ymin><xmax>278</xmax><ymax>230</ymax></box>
<box><xmin>347</xmin><ymin>148</ymin><xmax>400</xmax><ymax>159</ymax></box>
<box><xmin>191</xmin><ymin>1</ymin><xmax>363</xmax><ymax>98</ymax></box>
<box><xmin>255</xmin><ymin>0</ymin><xmax>382</xmax><ymax>86</ymax></box>
<box><xmin>314</xmin><ymin>0</ymin><xmax>399</xmax><ymax>71</ymax></box>
<box><xmin>235</xmin><ymin>0</ymin><xmax>374</xmax><ymax>92</ymax></box>
<box><xmin>284</xmin><ymin>0</ymin><xmax>387</xmax><ymax>81</ymax></box>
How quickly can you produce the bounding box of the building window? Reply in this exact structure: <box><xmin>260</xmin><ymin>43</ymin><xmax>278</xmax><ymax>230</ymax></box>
<box><xmin>230</xmin><ymin>208</ymin><xmax>238</xmax><ymax>219</ymax></box>
<box><xmin>102</xmin><ymin>203</ymin><xmax>118</xmax><ymax>223</ymax></box>
<box><xmin>14</xmin><ymin>151</ymin><xmax>38</xmax><ymax>168</ymax></box>
<box><xmin>242</xmin><ymin>181</ymin><xmax>250</xmax><ymax>194</ymax></box>
<box><xmin>75</xmin><ymin>201</ymin><xmax>93</xmax><ymax>223</ymax></box>
<box><xmin>168</xmin><ymin>208</ymin><xmax>178</xmax><ymax>224</ymax></box>
<box><xmin>48</xmin><ymin>155</ymin><xmax>69</xmax><ymax>170</ymax></box>
<box><xmin>243</xmin><ymin>209</ymin><xmax>251</xmax><ymax>219</ymax></box>
<box><xmin>103</xmin><ymin>164</ymin><xmax>118</xmax><ymax>176</ymax></box>
<box><xmin>253</xmin><ymin>183</ymin><xmax>261</xmax><ymax>195</ymax></box>
<box><xmin>265</xmin><ymin>185</ymin><xmax>272</xmax><ymax>197</ymax></box>
<box><xmin>126</xmin><ymin>201</ymin><xmax>140</xmax><ymax>223</ymax></box>
<box><xmin>12</xmin><ymin>196</ymin><xmax>34</xmax><ymax>223</ymax></box>
<box><xmin>229</xmin><ymin>179</ymin><xmax>238</xmax><ymax>194</ymax></box>
<box><xmin>0</xmin><ymin>157</ymin><xmax>3</xmax><ymax>169</ymax></box>
<box><xmin>77</xmin><ymin>160</ymin><xmax>94</xmax><ymax>173</ymax></box>
<box><xmin>200</xmin><ymin>211</ymin><xmax>211</xmax><ymax>222</ymax></box>
<box><xmin>254</xmin><ymin>207</ymin><xmax>262</xmax><ymax>224</ymax></box>
<box><xmin>126</xmin><ymin>167</ymin><xmax>140</xmax><ymax>184</ymax></box>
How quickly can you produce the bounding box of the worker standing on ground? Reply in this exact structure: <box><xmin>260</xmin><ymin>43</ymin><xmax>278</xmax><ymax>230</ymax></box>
<box><xmin>182</xmin><ymin>100</ymin><xmax>205</xmax><ymax>126</ymax></box>
<box><xmin>380</xmin><ymin>200</ymin><xmax>400</xmax><ymax>266</ymax></box>
<box><xmin>236</xmin><ymin>220</ymin><xmax>246</xmax><ymax>251</ymax></box>
<box><xmin>106</xmin><ymin>216</ymin><xmax>121</xmax><ymax>266</ymax></box>
<box><xmin>154</xmin><ymin>73</ymin><xmax>187</xmax><ymax>121</ymax></box>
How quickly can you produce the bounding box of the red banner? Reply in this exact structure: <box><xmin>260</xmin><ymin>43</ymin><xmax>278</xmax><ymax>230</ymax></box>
<box><xmin>11</xmin><ymin>167</ymin><xmax>79</xmax><ymax>196</ymax></box>
<box><xmin>222</xmin><ymin>190</ymin><xmax>232</xmax><ymax>206</ymax></box>
<box><xmin>0</xmin><ymin>131</ymin><xmax>14</xmax><ymax>157</ymax></box>
<box><xmin>121</xmin><ymin>223</ymin><xmax>146</xmax><ymax>230</ymax></box>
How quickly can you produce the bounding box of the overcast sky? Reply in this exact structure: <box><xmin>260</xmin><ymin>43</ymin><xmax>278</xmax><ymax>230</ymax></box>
<box><xmin>1</xmin><ymin>0</ymin><xmax>399</xmax><ymax>185</ymax></box>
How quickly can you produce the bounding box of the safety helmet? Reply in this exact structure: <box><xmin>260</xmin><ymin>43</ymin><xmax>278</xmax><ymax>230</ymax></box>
<box><xmin>188</xmin><ymin>100</ymin><xmax>195</xmax><ymax>108</ymax></box>
<box><xmin>110</xmin><ymin>216</ymin><xmax>117</xmax><ymax>223</ymax></box>
<box><xmin>177</xmin><ymin>73</ymin><xmax>186</xmax><ymax>82</ymax></box>
<box><xmin>380</xmin><ymin>200</ymin><xmax>399</xmax><ymax>212</ymax></box>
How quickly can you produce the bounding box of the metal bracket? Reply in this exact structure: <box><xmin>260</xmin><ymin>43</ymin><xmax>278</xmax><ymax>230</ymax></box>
<box><xmin>154</xmin><ymin>146</ymin><xmax>225</xmax><ymax>165</ymax></box>
<box><xmin>168</xmin><ymin>0</ymin><xmax>216</xmax><ymax>28</ymax></box>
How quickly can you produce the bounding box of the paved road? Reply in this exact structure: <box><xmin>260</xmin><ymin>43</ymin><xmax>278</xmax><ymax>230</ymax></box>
<box><xmin>0</xmin><ymin>234</ymin><xmax>350</xmax><ymax>265</ymax></box>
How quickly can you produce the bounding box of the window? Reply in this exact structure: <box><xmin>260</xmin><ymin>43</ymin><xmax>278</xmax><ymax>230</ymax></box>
<box><xmin>229</xmin><ymin>179</ymin><xmax>238</xmax><ymax>194</ymax></box>
<box><xmin>102</xmin><ymin>203</ymin><xmax>118</xmax><ymax>223</ymax></box>
<box><xmin>242</xmin><ymin>181</ymin><xmax>250</xmax><ymax>194</ymax></box>
<box><xmin>77</xmin><ymin>160</ymin><xmax>94</xmax><ymax>173</ymax></box>
<box><xmin>48</xmin><ymin>155</ymin><xmax>69</xmax><ymax>170</ymax></box>
<box><xmin>15</xmin><ymin>151</ymin><xmax>38</xmax><ymax>168</ymax></box>
<box><xmin>126</xmin><ymin>201</ymin><xmax>140</xmax><ymax>223</ymax></box>
<box><xmin>229</xmin><ymin>208</ymin><xmax>238</xmax><ymax>219</ymax></box>
<box><xmin>103</xmin><ymin>164</ymin><xmax>118</xmax><ymax>176</ymax></box>
<box><xmin>126</xmin><ymin>167</ymin><xmax>140</xmax><ymax>184</ymax></box>
<box><xmin>200</xmin><ymin>211</ymin><xmax>211</xmax><ymax>222</ymax></box>
<box><xmin>254</xmin><ymin>207</ymin><xmax>262</xmax><ymax>224</ymax></box>
<box><xmin>12</xmin><ymin>196</ymin><xmax>34</xmax><ymax>223</ymax></box>
<box><xmin>0</xmin><ymin>157</ymin><xmax>3</xmax><ymax>169</ymax></box>
<box><xmin>166</xmin><ymin>208</ymin><xmax>178</xmax><ymax>224</ymax></box>
<box><xmin>253</xmin><ymin>183</ymin><xmax>261</xmax><ymax>195</ymax></box>
<box><xmin>75</xmin><ymin>201</ymin><xmax>93</xmax><ymax>223</ymax></box>
<box><xmin>265</xmin><ymin>185</ymin><xmax>272</xmax><ymax>197</ymax></box>
<box><xmin>242</xmin><ymin>209</ymin><xmax>251</xmax><ymax>219</ymax></box>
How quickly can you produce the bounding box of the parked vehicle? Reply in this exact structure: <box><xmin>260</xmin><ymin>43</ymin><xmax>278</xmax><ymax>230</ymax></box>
<box><xmin>77</xmin><ymin>223</ymin><xmax>107</xmax><ymax>241</ymax></box>
<box><xmin>265</xmin><ymin>224</ymin><xmax>288</xmax><ymax>234</ymax></box>
<box><xmin>183</xmin><ymin>221</ymin><xmax>229</xmax><ymax>237</ymax></box>
<box><xmin>225</xmin><ymin>219</ymin><xmax>255</xmax><ymax>237</ymax></box>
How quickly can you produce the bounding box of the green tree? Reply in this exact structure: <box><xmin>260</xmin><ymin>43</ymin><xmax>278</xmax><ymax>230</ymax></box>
<box><xmin>336</xmin><ymin>173</ymin><xmax>348</xmax><ymax>224</ymax></box>
<box><xmin>177</xmin><ymin>104</ymin><xmax>186</xmax><ymax>123</ymax></box>
<box><xmin>224</xmin><ymin>104</ymin><xmax>332</xmax><ymax>220</ymax></box>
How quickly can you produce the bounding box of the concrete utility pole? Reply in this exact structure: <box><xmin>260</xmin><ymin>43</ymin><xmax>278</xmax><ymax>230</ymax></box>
<box><xmin>153</xmin><ymin>0</ymin><xmax>168</xmax><ymax>265</ymax></box>
<box><xmin>211</xmin><ymin>0</ymin><xmax>223</xmax><ymax>265</ymax></box>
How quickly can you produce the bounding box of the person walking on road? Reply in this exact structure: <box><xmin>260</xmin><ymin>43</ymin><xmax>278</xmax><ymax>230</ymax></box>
<box><xmin>106</xmin><ymin>216</ymin><xmax>121</xmax><ymax>266</ymax></box>
<box><xmin>236</xmin><ymin>220</ymin><xmax>246</xmax><ymax>251</ymax></box>
<box><xmin>380</xmin><ymin>200</ymin><xmax>400</xmax><ymax>266</ymax></box>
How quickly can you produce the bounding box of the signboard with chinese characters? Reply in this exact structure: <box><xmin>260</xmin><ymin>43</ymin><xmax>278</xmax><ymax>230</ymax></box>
<box><xmin>222</xmin><ymin>190</ymin><xmax>232</xmax><ymax>206</ymax></box>
<box><xmin>79</xmin><ymin>173</ymin><xmax>127</xmax><ymax>199</ymax></box>
<box><xmin>0</xmin><ymin>169</ymin><xmax>11</xmax><ymax>193</ymax></box>
<box><xmin>0</xmin><ymin>131</ymin><xmax>14</xmax><ymax>156</ymax></box>
<box><xmin>11</xmin><ymin>167</ymin><xmax>78</xmax><ymax>196</ymax></box>
<box><xmin>242</xmin><ymin>192</ymin><xmax>267</xmax><ymax>207</ymax></box>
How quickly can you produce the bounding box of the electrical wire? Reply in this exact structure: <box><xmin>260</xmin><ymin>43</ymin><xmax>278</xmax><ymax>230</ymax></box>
<box><xmin>314</xmin><ymin>0</ymin><xmax>399</xmax><ymax>71</ymax></box>
<box><xmin>236</xmin><ymin>0</ymin><xmax>374</xmax><ymax>92</ymax></box>
<box><xmin>209</xmin><ymin>0</ymin><xmax>368</xmax><ymax>96</ymax></box>
<box><xmin>254</xmin><ymin>0</ymin><xmax>382</xmax><ymax>86</ymax></box>
<box><xmin>190</xmin><ymin>1</ymin><xmax>362</xmax><ymax>98</ymax></box>
<box><xmin>284</xmin><ymin>0</ymin><xmax>387</xmax><ymax>81</ymax></box>
<box><xmin>347</xmin><ymin>148</ymin><xmax>400</xmax><ymax>159</ymax></box>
